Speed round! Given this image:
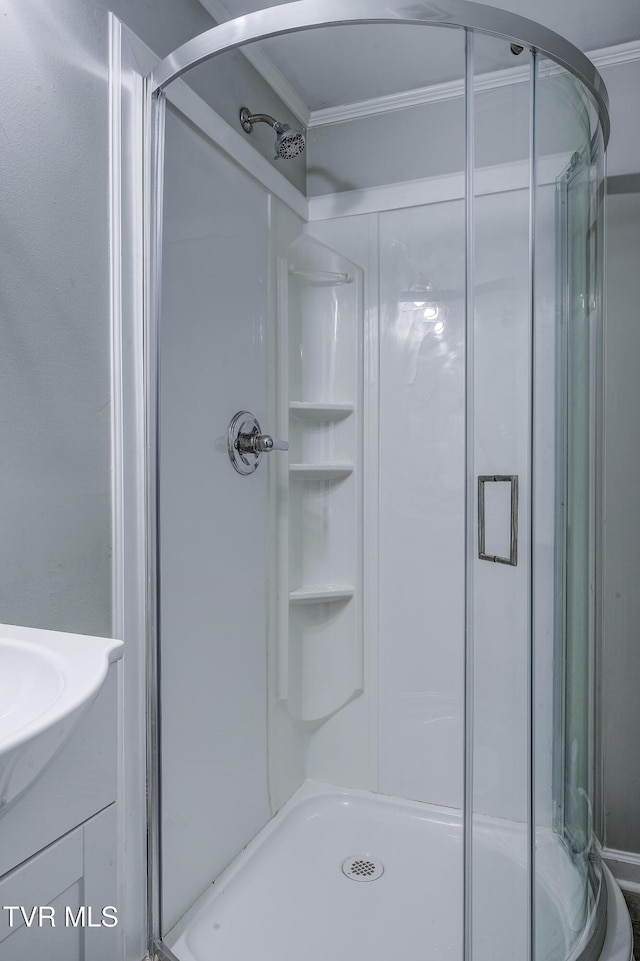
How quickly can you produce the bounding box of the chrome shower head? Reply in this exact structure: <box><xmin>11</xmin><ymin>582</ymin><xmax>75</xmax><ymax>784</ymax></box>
<box><xmin>239</xmin><ymin>106</ymin><xmax>306</xmax><ymax>160</ymax></box>
<box><xmin>273</xmin><ymin>121</ymin><xmax>305</xmax><ymax>159</ymax></box>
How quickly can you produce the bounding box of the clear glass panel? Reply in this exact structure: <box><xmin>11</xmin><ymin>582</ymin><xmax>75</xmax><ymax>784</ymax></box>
<box><xmin>158</xmin><ymin>103</ymin><xmax>271</xmax><ymax>934</ymax></box>
<box><xmin>533</xmin><ymin>58</ymin><xmax>606</xmax><ymax>961</ymax></box>
<box><xmin>469</xmin><ymin>31</ymin><xmax>533</xmax><ymax>961</ymax></box>
<box><xmin>374</xmin><ymin>27</ymin><xmax>467</xmax><ymax>961</ymax></box>
<box><xmin>378</xmin><ymin>195</ymin><xmax>466</xmax><ymax>811</ymax></box>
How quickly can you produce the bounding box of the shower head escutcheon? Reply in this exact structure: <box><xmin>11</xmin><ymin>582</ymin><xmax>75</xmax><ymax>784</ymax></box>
<box><xmin>239</xmin><ymin>106</ymin><xmax>306</xmax><ymax>160</ymax></box>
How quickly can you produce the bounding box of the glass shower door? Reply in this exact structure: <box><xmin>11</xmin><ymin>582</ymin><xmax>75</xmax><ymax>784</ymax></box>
<box><xmin>467</xmin><ymin>38</ymin><xmax>607</xmax><ymax>961</ymax></box>
<box><xmin>157</xmin><ymin>102</ymin><xmax>273</xmax><ymax>937</ymax></box>
<box><xmin>555</xmin><ymin>150</ymin><xmax>593</xmax><ymax>862</ymax></box>
<box><xmin>533</xmin><ymin>59</ymin><xmax>606</xmax><ymax>961</ymax></box>
<box><xmin>467</xmin><ymin>30</ymin><xmax>533</xmax><ymax>961</ymax></box>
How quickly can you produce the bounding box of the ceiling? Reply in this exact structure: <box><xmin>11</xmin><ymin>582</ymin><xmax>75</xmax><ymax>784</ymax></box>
<box><xmin>200</xmin><ymin>0</ymin><xmax>640</xmax><ymax>113</ymax></box>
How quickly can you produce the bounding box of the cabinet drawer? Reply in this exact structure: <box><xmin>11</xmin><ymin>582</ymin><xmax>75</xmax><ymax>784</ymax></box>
<box><xmin>0</xmin><ymin>805</ymin><xmax>118</xmax><ymax>961</ymax></box>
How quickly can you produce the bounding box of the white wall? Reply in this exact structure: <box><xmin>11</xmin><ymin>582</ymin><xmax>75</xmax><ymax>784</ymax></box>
<box><xmin>599</xmin><ymin>58</ymin><xmax>640</xmax><ymax>859</ymax></box>
<box><xmin>602</xmin><ymin>187</ymin><xmax>640</xmax><ymax>857</ymax></box>
<box><xmin>600</xmin><ymin>59</ymin><xmax>640</xmax><ymax>179</ymax></box>
<box><xmin>0</xmin><ymin>0</ymin><xmax>112</xmax><ymax>635</ymax></box>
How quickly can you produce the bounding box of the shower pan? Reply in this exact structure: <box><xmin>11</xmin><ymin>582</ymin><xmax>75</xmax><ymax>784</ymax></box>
<box><xmin>141</xmin><ymin>3</ymin><xmax>630</xmax><ymax>960</ymax></box>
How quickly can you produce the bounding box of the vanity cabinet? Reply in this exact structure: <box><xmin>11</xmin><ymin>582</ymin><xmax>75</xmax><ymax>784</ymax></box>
<box><xmin>0</xmin><ymin>665</ymin><xmax>119</xmax><ymax>961</ymax></box>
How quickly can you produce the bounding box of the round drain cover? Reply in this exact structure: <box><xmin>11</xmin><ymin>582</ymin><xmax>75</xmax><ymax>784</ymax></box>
<box><xmin>341</xmin><ymin>855</ymin><xmax>384</xmax><ymax>882</ymax></box>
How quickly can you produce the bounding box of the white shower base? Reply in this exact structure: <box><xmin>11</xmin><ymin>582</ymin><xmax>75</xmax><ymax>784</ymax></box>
<box><xmin>165</xmin><ymin>782</ymin><xmax>631</xmax><ymax>961</ymax></box>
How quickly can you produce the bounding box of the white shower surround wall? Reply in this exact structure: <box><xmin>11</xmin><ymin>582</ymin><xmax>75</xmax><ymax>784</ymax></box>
<box><xmin>306</xmin><ymin>185</ymin><xmax>558</xmax><ymax>825</ymax></box>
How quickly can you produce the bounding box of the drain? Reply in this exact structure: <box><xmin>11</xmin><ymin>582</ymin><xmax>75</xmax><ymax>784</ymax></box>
<box><xmin>341</xmin><ymin>855</ymin><xmax>384</xmax><ymax>882</ymax></box>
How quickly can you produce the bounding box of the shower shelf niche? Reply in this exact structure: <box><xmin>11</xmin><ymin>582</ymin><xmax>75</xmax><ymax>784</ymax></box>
<box><xmin>289</xmin><ymin>402</ymin><xmax>354</xmax><ymax>420</ymax></box>
<box><xmin>289</xmin><ymin>464</ymin><xmax>354</xmax><ymax>479</ymax></box>
<box><xmin>289</xmin><ymin>586</ymin><xmax>355</xmax><ymax>604</ymax></box>
<box><xmin>275</xmin><ymin>235</ymin><xmax>363</xmax><ymax>724</ymax></box>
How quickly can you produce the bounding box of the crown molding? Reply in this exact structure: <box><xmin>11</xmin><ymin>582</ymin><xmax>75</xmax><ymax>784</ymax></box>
<box><xmin>197</xmin><ymin>0</ymin><xmax>311</xmax><ymax>125</ymax></box>
<box><xmin>589</xmin><ymin>38</ymin><xmax>640</xmax><ymax>69</ymax></box>
<box><xmin>307</xmin><ymin>63</ymin><xmax>530</xmax><ymax>127</ymax></box>
<box><xmin>308</xmin><ymin>39</ymin><xmax>640</xmax><ymax>127</ymax></box>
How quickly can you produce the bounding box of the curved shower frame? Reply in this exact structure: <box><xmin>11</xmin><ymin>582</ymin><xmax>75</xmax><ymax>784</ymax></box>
<box><xmin>147</xmin><ymin>0</ymin><xmax>609</xmax><ymax>141</ymax></box>
<box><xmin>143</xmin><ymin>4</ymin><xmax>612</xmax><ymax>961</ymax></box>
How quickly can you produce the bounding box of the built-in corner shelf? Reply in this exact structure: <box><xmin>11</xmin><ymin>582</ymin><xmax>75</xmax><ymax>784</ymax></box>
<box><xmin>289</xmin><ymin>586</ymin><xmax>355</xmax><ymax>605</ymax></box>
<box><xmin>289</xmin><ymin>464</ymin><xmax>354</xmax><ymax>480</ymax></box>
<box><xmin>275</xmin><ymin>235</ymin><xmax>363</xmax><ymax>725</ymax></box>
<box><xmin>289</xmin><ymin>402</ymin><xmax>354</xmax><ymax>421</ymax></box>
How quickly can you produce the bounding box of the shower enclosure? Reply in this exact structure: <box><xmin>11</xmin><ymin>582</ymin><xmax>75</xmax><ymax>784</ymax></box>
<box><xmin>142</xmin><ymin>3</ymin><xmax>619</xmax><ymax>960</ymax></box>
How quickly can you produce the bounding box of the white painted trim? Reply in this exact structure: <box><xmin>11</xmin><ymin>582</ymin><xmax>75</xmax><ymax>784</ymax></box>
<box><xmin>108</xmin><ymin>19</ymin><xmax>127</xmax><ymax>961</ymax></box>
<box><xmin>308</xmin><ymin>63</ymin><xmax>530</xmax><ymax>126</ymax></box>
<box><xmin>307</xmin><ymin>153</ymin><xmax>571</xmax><ymax>221</ymax></box>
<box><xmin>307</xmin><ymin>40</ymin><xmax>640</xmax><ymax>127</ymax></box>
<box><xmin>603</xmin><ymin>847</ymin><xmax>640</xmax><ymax>890</ymax></box>
<box><xmin>121</xmin><ymin>24</ymin><xmax>160</xmax><ymax>77</ymax></box>
<box><xmin>590</xmin><ymin>39</ymin><xmax>640</xmax><ymax>69</ymax></box>
<box><xmin>109</xmin><ymin>14</ymin><xmax>124</xmax><ymax>642</ymax></box>
<box><xmin>197</xmin><ymin>0</ymin><xmax>311</xmax><ymax>125</ymax></box>
<box><xmin>307</xmin><ymin>170</ymin><xmax>463</xmax><ymax>220</ymax></box>
<box><xmin>112</xmin><ymin>19</ymin><xmax>151</xmax><ymax>961</ymax></box>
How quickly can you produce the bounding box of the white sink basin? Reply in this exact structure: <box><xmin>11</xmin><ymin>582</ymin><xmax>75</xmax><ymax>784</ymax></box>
<box><xmin>0</xmin><ymin>624</ymin><xmax>123</xmax><ymax>813</ymax></box>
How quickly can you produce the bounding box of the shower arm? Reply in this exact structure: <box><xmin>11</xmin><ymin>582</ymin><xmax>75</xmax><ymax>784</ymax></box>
<box><xmin>240</xmin><ymin>108</ymin><xmax>279</xmax><ymax>132</ymax></box>
<box><xmin>246</xmin><ymin>113</ymin><xmax>276</xmax><ymax>126</ymax></box>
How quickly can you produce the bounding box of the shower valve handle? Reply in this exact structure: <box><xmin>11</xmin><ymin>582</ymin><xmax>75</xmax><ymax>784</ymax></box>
<box><xmin>228</xmin><ymin>411</ymin><xmax>288</xmax><ymax>475</ymax></box>
<box><xmin>236</xmin><ymin>431</ymin><xmax>289</xmax><ymax>454</ymax></box>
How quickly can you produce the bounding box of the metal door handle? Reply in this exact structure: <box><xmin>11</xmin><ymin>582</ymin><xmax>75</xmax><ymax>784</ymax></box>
<box><xmin>478</xmin><ymin>475</ymin><xmax>518</xmax><ymax>566</ymax></box>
